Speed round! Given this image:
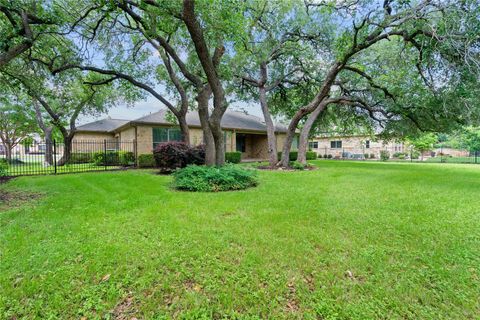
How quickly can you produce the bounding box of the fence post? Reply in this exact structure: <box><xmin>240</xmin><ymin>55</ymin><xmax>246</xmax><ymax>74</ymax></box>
<box><xmin>104</xmin><ymin>139</ymin><xmax>107</xmax><ymax>171</ymax></box>
<box><xmin>53</xmin><ymin>139</ymin><xmax>57</xmax><ymax>175</ymax></box>
<box><xmin>134</xmin><ymin>139</ymin><xmax>138</xmax><ymax>168</ymax></box>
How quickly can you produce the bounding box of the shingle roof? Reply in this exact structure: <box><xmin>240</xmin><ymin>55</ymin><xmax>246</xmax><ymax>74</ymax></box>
<box><xmin>133</xmin><ymin>109</ymin><xmax>288</xmax><ymax>133</ymax></box>
<box><xmin>76</xmin><ymin>119</ymin><xmax>130</xmax><ymax>133</ymax></box>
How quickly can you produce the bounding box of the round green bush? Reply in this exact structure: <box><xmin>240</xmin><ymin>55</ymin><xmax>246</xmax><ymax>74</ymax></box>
<box><xmin>172</xmin><ymin>164</ymin><xmax>258</xmax><ymax>192</ymax></box>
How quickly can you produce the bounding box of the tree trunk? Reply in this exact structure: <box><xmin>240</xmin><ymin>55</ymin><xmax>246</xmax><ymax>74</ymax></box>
<box><xmin>209</xmin><ymin>120</ymin><xmax>225</xmax><ymax>166</ymax></box>
<box><xmin>178</xmin><ymin>117</ymin><xmax>190</xmax><ymax>145</ymax></box>
<box><xmin>259</xmin><ymin>86</ymin><xmax>277</xmax><ymax>167</ymax></box>
<box><xmin>297</xmin><ymin>103</ymin><xmax>328</xmax><ymax>164</ymax></box>
<box><xmin>196</xmin><ymin>87</ymin><xmax>216</xmax><ymax>166</ymax></box>
<box><xmin>278</xmin><ymin>112</ymin><xmax>306</xmax><ymax>167</ymax></box>
<box><xmin>44</xmin><ymin>128</ymin><xmax>54</xmax><ymax>165</ymax></box>
<box><xmin>58</xmin><ymin>135</ymin><xmax>73</xmax><ymax>166</ymax></box>
<box><xmin>4</xmin><ymin>144</ymin><xmax>12</xmax><ymax>162</ymax></box>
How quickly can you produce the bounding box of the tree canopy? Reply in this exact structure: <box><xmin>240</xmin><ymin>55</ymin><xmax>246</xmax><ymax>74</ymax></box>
<box><xmin>1</xmin><ymin>0</ymin><xmax>479</xmax><ymax>167</ymax></box>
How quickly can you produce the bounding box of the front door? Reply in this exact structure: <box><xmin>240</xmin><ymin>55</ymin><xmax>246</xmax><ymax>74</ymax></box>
<box><xmin>236</xmin><ymin>134</ymin><xmax>246</xmax><ymax>153</ymax></box>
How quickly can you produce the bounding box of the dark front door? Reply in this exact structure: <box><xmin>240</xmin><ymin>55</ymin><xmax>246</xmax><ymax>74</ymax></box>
<box><xmin>236</xmin><ymin>134</ymin><xmax>246</xmax><ymax>153</ymax></box>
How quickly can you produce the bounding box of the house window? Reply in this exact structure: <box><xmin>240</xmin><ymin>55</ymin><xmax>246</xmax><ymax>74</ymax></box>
<box><xmin>365</xmin><ymin>140</ymin><xmax>370</xmax><ymax>149</ymax></box>
<box><xmin>330</xmin><ymin>140</ymin><xmax>342</xmax><ymax>149</ymax></box>
<box><xmin>291</xmin><ymin>136</ymin><xmax>299</xmax><ymax>150</ymax></box>
<box><xmin>309</xmin><ymin>141</ymin><xmax>319</xmax><ymax>149</ymax></box>
<box><xmin>152</xmin><ymin>127</ymin><xmax>183</xmax><ymax>148</ymax></box>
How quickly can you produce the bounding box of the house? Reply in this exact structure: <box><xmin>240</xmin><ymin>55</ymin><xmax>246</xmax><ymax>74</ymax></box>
<box><xmin>309</xmin><ymin>134</ymin><xmax>405</xmax><ymax>159</ymax></box>
<box><xmin>74</xmin><ymin>109</ymin><xmax>291</xmax><ymax>160</ymax></box>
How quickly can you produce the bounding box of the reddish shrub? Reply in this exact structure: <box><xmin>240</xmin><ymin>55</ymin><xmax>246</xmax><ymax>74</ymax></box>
<box><xmin>153</xmin><ymin>142</ymin><xmax>205</xmax><ymax>173</ymax></box>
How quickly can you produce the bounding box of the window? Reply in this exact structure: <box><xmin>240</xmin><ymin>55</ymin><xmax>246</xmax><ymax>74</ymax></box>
<box><xmin>152</xmin><ymin>127</ymin><xmax>183</xmax><ymax>148</ymax></box>
<box><xmin>330</xmin><ymin>140</ymin><xmax>342</xmax><ymax>149</ymax></box>
<box><xmin>291</xmin><ymin>136</ymin><xmax>299</xmax><ymax>150</ymax></box>
<box><xmin>365</xmin><ymin>140</ymin><xmax>370</xmax><ymax>149</ymax></box>
<box><xmin>309</xmin><ymin>141</ymin><xmax>319</xmax><ymax>149</ymax></box>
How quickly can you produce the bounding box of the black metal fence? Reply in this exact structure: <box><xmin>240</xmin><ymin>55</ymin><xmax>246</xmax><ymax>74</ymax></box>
<box><xmin>313</xmin><ymin>146</ymin><xmax>480</xmax><ymax>164</ymax></box>
<box><xmin>1</xmin><ymin>140</ymin><xmax>137</xmax><ymax>177</ymax></box>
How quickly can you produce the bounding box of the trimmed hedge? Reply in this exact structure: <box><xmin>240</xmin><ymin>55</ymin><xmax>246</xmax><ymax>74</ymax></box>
<box><xmin>68</xmin><ymin>152</ymin><xmax>94</xmax><ymax>164</ymax></box>
<box><xmin>225</xmin><ymin>151</ymin><xmax>241</xmax><ymax>164</ymax></box>
<box><xmin>172</xmin><ymin>164</ymin><xmax>258</xmax><ymax>192</ymax></box>
<box><xmin>93</xmin><ymin>151</ymin><xmax>135</xmax><ymax>166</ymax></box>
<box><xmin>306</xmin><ymin>151</ymin><xmax>317</xmax><ymax>160</ymax></box>
<box><xmin>277</xmin><ymin>151</ymin><xmax>298</xmax><ymax>161</ymax></box>
<box><xmin>138</xmin><ymin>154</ymin><xmax>156</xmax><ymax>168</ymax></box>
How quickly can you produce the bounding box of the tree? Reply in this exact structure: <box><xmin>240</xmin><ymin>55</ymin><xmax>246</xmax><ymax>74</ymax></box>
<box><xmin>0</xmin><ymin>1</ymin><xmax>56</xmax><ymax>68</ymax></box>
<box><xmin>0</xmin><ymin>95</ymin><xmax>35</xmax><ymax>162</ymax></box>
<box><xmin>407</xmin><ymin>133</ymin><xmax>438</xmax><ymax>160</ymax></box>
<box><xmin>235</xmin><ymin>1</ymin><xmax>319</xmax><ymax>167</ymax></box>
<box><xmin>5</xmin><ymin>63</ymin><xmax>120</xmax><ymax>165</ymax></box>
<box><xmin>460</xmin><ymin>127</ymin><xmax>480</xmax><ymax>154</ymax></box>
<box><xmin>97</xmin><ymin>0</ymin><xmax>246</xmax><ymax>165</ymax></box>
<box><xmin>277</xmin><ymin>0</ymin><xmax>480</xmax><ymax>167</ymax></box>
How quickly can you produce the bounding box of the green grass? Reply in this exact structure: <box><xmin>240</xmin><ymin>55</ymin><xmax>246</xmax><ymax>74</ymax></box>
<box><xmin>1</xmin><ymin>161</ymin><xmax>479</xmax><ymax>319</ymax></box>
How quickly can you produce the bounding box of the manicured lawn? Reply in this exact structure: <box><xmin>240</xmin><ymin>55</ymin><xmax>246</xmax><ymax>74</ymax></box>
<box><xmin>1</xmin><ymin>161</ymin><xmax>479</xmax><ymax>319</ymax></box>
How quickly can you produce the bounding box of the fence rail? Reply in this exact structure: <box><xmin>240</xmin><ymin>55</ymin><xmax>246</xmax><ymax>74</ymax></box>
<box><xmin>1</xmin><ymin>139</ymin><xmax>137</xmax><ymax>177</ymax></box>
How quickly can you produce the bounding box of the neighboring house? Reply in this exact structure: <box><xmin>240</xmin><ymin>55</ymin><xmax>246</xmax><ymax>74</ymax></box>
<box><xmin>74</xmin><ymin>109</ymin><xmax>292</xmax><ymax>160</ymax></box>
<box><xmin>309</xmin><ymin>134</ymin><xmax>405</xmax><ymax>159</ymax></box>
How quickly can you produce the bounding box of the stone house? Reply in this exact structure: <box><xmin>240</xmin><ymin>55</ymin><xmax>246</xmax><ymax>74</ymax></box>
<box><xmin>74</xmin><ymin>109</ymin><xmax>291</xmax><ymax>161</ymax></box>
<box><xmin>309</xmin><ymin>134</ymin><xmax>405</xmax><ymax>159</ymax></box>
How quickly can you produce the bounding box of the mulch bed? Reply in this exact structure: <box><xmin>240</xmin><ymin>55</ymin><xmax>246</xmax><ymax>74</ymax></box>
<box><xmin>0</xmin><ymin>176</ymin><xmax>15</xmax><ymax>184</ymax></box>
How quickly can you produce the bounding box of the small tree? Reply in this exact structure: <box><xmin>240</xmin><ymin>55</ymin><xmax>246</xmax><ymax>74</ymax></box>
<box><xmin>0</xmin><ymin>98</ymin><xmax>36</xmax><ymax>162</ymax></box>
<box><xmin>460</xmin><ymin>127</ymin><xmax>480</xmax><ymax>155</ymax></box>
<box><xmin>408</xmin><ymin>133</ymin><xmax>438</xmax><ymax>160</ymax></box>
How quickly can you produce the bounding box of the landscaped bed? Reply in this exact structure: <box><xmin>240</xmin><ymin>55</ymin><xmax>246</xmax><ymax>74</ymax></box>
<box><xmin>1</xmin><ymin>161</ymin><xmax>479</xmax><ymax>319</ymax></box>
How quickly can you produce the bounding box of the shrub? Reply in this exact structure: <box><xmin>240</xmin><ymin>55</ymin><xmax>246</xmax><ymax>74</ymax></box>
<box><xmin>306</xmin><ymin>151</ymin><xmax>317</xmax><ymax>160</ymax></box>
<box><xmin>138</xmin><ymin>154</ymin><xmax>156</xmax><ymax>168</ymax></box>
<box><xmin>153</xmin><ymin>142</ymin><xmax>191</xmax><ymax>173</ymax></box>
<box><xmin>411</xmin><ymin>150</ymin><xmax>420</xmax><ymax>159</ymax></box>
<box><xmin>369</xmin><ymin>153</ymin><xmax>375</xmax><ymax>159</ymax></box>
<box><xmin>153</xmin><ymin>142</ymin><xmax>206</xmax><ymax>173</ymax></box>
<box><xmin>290</xmin><ymin>161</ymin><xmax>306</xmax><ymax>170</ymax></box>
<box><xmin>317</xmin><ymin>154</ymin><xmax>323</xmax><ymax>159</ymax></box>
<box><xmin>189</xmin><ymin>144</ymin><xmax>206</xmax><ymax>165</ymax></box>
<box><xmin>392</xmin><ymin>152</ymin><xmax>406</xmax><ymax>158</ymax></box>
<box><xmin>172</xmin><ymin>164</ymin><xmax>258</xmax><ymax>192</ymax></box>
<box><xmin>119</xmin><ymin>151</ymin><xmax>135</xmax><ymax>166</ymax></box>
<box><xmin>68</xmin><ymin>152</ymin><xmax>93</xmax><ymax>164</ymax></box>
<box><xmin>0</xmin><ymin>159</ymin><xmax>8</xmax><ymax>177</ymax></box>
<box><xmin>327</xmin><ymin>154</ymin><xmax>333</xmax><ymax>159</ymax></box>
<box><xmin>277</xmin><ymin>151</ymin><xmax>298</xmax><ymax>161</ymax></box>
<box><xmin>93</xmin><ymin>151</ymin><xmax>119</xmax><ymax>166</ymax></box>
<box><xmin>92</xmin><ymin>151</ymin><xmax>134</xmax><ymax>166</ymax></box>
<box><xmin>225</xmin><ymin>151</ymin><xmax>242</xmax><ymax>164</ymax></box>
<box><xmin>380</xmin><ymin>150</ymin><xmax>390</xmax><ymax>161</ymax></box>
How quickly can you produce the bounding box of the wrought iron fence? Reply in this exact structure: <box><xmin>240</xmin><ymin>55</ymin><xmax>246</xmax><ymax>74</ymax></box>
<box><xmin>1</xmin><ymin>139</ymin><xmax>137</xmax><ymax>177</ymax></box>
<box><xmin>313</xmin><ymin>146</ymin><xmax>480</xmax><ymax>164</ymax></box>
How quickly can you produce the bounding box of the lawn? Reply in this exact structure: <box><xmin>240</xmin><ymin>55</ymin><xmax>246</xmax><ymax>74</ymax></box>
<box><xmin>1</xmin><ymin>161</ymin><xmax>479</xmax><ymax>319</ymax></box>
